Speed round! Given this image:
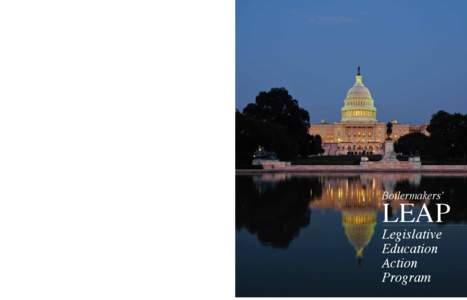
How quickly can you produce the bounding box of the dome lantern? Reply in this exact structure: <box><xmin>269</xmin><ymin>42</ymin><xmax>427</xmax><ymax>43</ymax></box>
<box><xmin>341</xmin><ymin>66</ymin><xmax>377</xmax><ymax>122</ymax></box>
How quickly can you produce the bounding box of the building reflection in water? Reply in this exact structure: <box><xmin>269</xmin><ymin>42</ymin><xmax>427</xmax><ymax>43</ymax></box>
<box><xmin>236</xmin><ymin>172</ymin><xmax>448</xmax><ymax>253</ymax></box>
<box><xmin>309</xmin><ymin>173</ymin><xmax>422</xmax><ymax>262</ymax></box>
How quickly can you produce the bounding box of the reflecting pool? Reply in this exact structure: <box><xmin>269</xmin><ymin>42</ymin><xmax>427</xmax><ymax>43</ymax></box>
<box><xmin>236</xmin><ymin>173</ymin><xmax>467</xmax><ymax>297</ymax></box>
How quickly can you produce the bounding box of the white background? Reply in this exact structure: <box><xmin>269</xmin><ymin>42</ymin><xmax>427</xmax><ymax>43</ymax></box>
<box><xmin>0</xmin><ymin>1</ymin><xmax>234</xmax><ymax>299</ymax></box>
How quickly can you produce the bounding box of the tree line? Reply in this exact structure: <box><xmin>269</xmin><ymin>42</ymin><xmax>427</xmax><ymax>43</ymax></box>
<box><xmin>236</xmin><ymin>89</ymin><xmax>467</xmax><ymax>166</ymax></box>
<box><xmin>236</xmin><ymin>88</ymin><xmax>323</xmax><ymax>167</ymax></box>
<box><xmin>395</xmin><ymin>111</ymin><xmax>467</xmax><ymax>162</ymax></box>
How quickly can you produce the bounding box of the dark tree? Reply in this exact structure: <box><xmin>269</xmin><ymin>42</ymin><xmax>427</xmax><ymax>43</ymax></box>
<box><xmin>243</xmin><ymin>88</ymin><xmax>310</xmax><ymax>133</ymax></box>
<box><xmin>240</xmin><ymin>88</ymin><xmax>317</xmax><ymax>160</ymax></box>
<box><xmin>236</xmin><ymin>110</ymin><xmax>297</xmax><ymax>167</ymax></box>
<box><xmin>394</xmin><ymin>132</ymin><xmax>429</xmax><ymax>156</ymax></box>
<box><xmin>310</xmin><ymin>135</ymin><xmax>324</xmax><ymax>155</ymax></box>
<box><xmin>235</xmin><ymin>110</ymin><xmax>257</xmax><ymax>167</ymax></box>
<box><xmin>427</xmin><ymin>111</ymin><xmax>467</xmax><ymax>160</ymax></box>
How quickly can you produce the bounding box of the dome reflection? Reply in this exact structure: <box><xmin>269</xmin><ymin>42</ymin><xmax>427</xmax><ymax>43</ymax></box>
<box><xmin>309</xmin><ymin>173</ymin><xmax>422</xmax><ymax>261</ymax></box>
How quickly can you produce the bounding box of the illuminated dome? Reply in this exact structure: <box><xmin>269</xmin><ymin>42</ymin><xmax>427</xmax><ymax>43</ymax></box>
<box><xmin>341</xmin><ymin>66</ymin><xmax>377</xmax><ymax>122</ymax></box>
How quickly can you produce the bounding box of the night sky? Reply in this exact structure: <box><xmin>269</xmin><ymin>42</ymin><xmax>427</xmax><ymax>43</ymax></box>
<box><xmin>236</xmin><ymin>0</ymin><xmax>467</xmax><ymax>124</ymax></box>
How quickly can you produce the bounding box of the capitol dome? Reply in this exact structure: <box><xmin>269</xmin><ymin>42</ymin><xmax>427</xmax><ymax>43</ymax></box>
<box><xmin>341</xmin><ymin>66</ymin><xmax>377</xmax><ymax>122</ymax></box>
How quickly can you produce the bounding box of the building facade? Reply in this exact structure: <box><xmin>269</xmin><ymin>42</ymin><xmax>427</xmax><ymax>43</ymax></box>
<box><xmin>309</xmin><ymin>67</ymin><xmax>428</xmax><ymax>155</ymax></box>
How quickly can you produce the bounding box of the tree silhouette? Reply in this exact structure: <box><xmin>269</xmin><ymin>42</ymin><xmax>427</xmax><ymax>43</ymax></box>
<box><xmin>392</xmin><ymin>111</ymin><xmax>467</xmax><ymax>163</ymax></box>
<box><xmin>236</xmin><ymin>88</ymin><xmax>322</xmax><ymax>165</ymax></box>
<box><xmin>427</xmin><ymin>111</ymin><xmax>467</xmax><ymax>160</ymax></box>
<box><xmin>394</xmin><ymin>132</ymin><xmax>429</xmax><ymax>156</ymax></box>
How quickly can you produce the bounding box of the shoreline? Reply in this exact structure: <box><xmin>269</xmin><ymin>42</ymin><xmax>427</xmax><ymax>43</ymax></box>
<box><xmin>236</xmin><ymin>165</ymin><xmax>467</xmax><ymax>174</ymax></box>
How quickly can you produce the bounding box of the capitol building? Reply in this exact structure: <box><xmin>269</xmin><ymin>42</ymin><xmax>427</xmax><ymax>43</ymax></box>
<box><xmin>309</xmin><ymin>67</ymin><xmax>428</xmax><ymax>155</ymax></box>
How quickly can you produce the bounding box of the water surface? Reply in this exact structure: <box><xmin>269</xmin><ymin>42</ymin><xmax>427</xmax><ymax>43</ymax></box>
<box><xmin>236</xmin><ymin>173</ymin><xmax>467</xmax><ymax>297</ymax></box>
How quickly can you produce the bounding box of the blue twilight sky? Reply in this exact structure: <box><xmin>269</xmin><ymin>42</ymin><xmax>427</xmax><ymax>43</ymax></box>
<box><xmin>236</xmin><ymin>0</ymin><xmax>467</xmax><ymax>124</ymax></box>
